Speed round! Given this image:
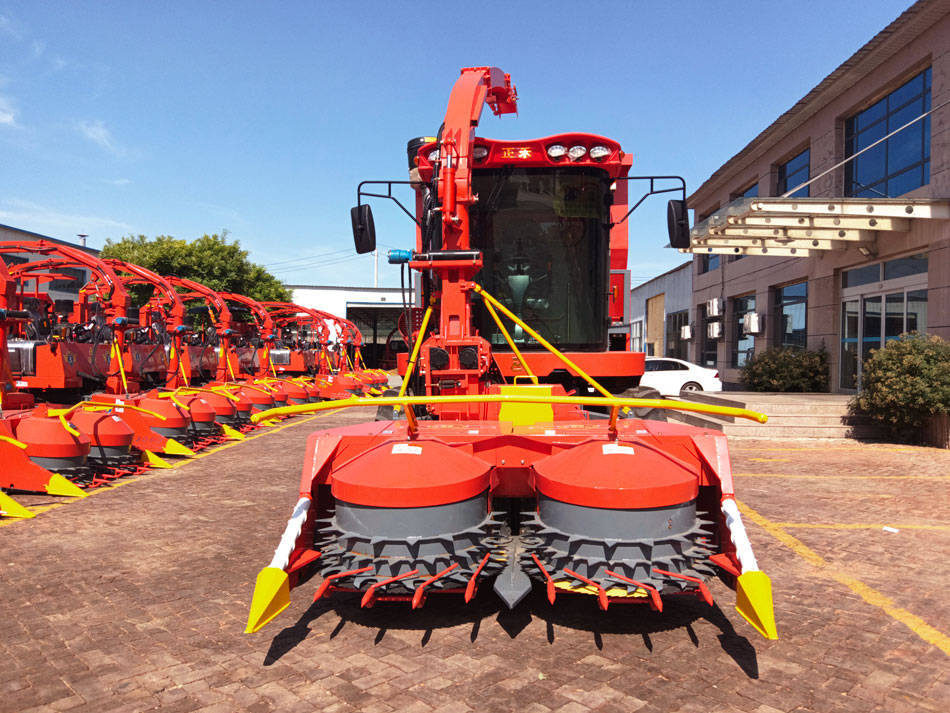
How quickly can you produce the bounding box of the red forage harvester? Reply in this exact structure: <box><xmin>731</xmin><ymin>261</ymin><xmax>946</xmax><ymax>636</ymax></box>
<box><xmin>244</xmin><ymin>67</ymin><xmax>776</xmax><ymax>640</ymax></box>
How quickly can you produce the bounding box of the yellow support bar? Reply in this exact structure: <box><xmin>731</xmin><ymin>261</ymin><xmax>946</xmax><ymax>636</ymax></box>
<box><xmin>473</xmin><ymin>284</ymin><xmax>613</xmax><ymax>400</ymax></box>
<box><xmin>397</xmin><ymin>306</ymin><xmax>433</xmax><ymax>399</ymax></box>
<box><xmin>110</xmin><ymin>336</ymin><xmax>130</xmax><ymax>395</ymax></box>
<box><xmin>482</xmin><ymin>297</ymin><xmax>536</xmax><ymax>383</ymax></box>
<box><xmin>56</xmin><ymin>414</ymin><xmax>81</xmax><ymax>437</ymax></box>
<box><xmin>171</xmin><ymin>386</ymin><xmax>240</xmax><ymax>402</ymax></box>
<box><xmin>0</xmin><ymin>433</ymin><xmax>28</xmax><ymax>450</ymax></box>
<box><xmin>48</xmin><ymin>401</ymin><xmax>167</xmax><ymax>421</ymax></box>
<box><xmin>250</xmin><ymin>393</ymin><xmax>768</xmax><ymax>425</ymax></box>
<box><xmin>170</xmin><ymin>344</ymin><xmax>190</xmax><ymax>387</ymax></box>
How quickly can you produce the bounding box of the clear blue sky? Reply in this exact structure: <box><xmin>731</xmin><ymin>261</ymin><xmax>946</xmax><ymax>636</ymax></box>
<box><xmin>0</xmin><ymin>1</ymin><xmax>913</xmax><ymax>287</ymax></box>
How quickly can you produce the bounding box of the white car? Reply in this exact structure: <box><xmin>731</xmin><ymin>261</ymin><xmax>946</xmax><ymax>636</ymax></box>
<box><xmin>639</xmin><ymin>357</ymin><xmax>722</xmax><ymax>397</ymax></box>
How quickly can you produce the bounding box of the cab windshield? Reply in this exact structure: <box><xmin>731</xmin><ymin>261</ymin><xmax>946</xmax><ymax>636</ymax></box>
<box><xmin>469</xmin><ymin>167</ymin><xmax>609</xmax><ymax>351</ymax></box>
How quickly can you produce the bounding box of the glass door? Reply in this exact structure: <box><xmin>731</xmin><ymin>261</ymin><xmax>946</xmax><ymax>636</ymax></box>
<box><xmin>839</xmin><ymin>289</ymin><xmax>928</xmax><ymax>390</ymax></box>
<box><xmin>861</xmin><ymin>296</ymin><xmax>881</xmax><ymax>362</ymax></box>
<box><xmin>840</xmin><ymin>300</ymin><xmax>859</xmax><ymax>390</ymax></box>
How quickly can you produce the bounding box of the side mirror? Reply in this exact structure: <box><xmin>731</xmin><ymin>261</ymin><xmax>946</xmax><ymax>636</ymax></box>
<box><xmin>351</xmin><ymin>204</ymin><xmax>377</xmax><ymax>254</ymax></box>
<box><xmin>667</xmin><ymin>199</ymin><xmax>691</xmax><ymax>250</ymax></box>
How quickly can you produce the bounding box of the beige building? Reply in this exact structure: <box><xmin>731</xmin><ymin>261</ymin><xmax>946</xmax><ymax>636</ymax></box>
<box><xmin>685</xmin><ymin>0</ymin><xmax>949</xmax><ymax>393</ymax></box>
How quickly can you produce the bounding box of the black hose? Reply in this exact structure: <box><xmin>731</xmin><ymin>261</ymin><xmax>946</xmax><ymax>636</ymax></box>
<box><xmin>400</xmin><ymin>262</ymin><xmax>412</xmax><ymax>358</ymax></box>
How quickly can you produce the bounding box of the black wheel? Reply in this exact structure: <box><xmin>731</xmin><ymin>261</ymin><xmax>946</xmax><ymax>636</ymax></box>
<box><xmin>681</xmin><ymin>381</ymin><xmax>702</xmax><ymax>392</ymax></box>
<box><xmin>375</xmin><ymin>388</ymin><xmax>402</xmax><ymax>421</ymax></box>
<box><xmin>617</xmin><ymin>385</ymin><xmax>667</xmax><ymax>422</ymax></box>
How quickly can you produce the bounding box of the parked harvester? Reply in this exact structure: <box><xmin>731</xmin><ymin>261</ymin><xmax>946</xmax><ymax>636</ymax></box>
<box><xmin>246</xmin><ymin>67</ymin><xmax>777</xmax><ymax>641</ymax></box>
<box><xmin>0</xmin><ymin>245</ymin><xmax>190</xmax><ymax>493</ymax></box>
<box><xmin>258</xmin><ymin>302</ymin><xmax>322</xmax><ymax>377</ymax></box>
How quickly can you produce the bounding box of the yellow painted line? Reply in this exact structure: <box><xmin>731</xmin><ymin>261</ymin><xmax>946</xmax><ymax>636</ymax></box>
<box><xmin>775</xmin><ymin>522</ymin><xmax>950</xmax><ymax>531</ymax></box>
<box><xmin>734</xmin><ymin>473</ymin><xmax>949</xmax><ymax>481</ymax></box>
<box><xmin>736</xmin><ymin>498</ymin><xmax>950</xmax><ymax>656</ymax></box>
<box><xmin>0</xmin><ymin>412</ymin><xmax>332</xmax><ymax>528</ymax></box>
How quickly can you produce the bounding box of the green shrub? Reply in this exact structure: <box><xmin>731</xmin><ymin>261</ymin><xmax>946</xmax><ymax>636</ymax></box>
<box><xmin>740</xmin><ymin>345</ymin><xmax>829</xmax><ymax>392</ymax></box>
<box><xmin>851</xmin><ymin>333</ymin><xmax>950</xmax><ymax>441</ymax></box>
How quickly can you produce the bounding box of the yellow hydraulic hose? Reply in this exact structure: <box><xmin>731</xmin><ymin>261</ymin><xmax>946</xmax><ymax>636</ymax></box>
<box><xmin>397</xmin><ymin>306</ymin><xmax>434</xmax><ymax>399</ymax></box>
<box><xmin>250</xmin><ymin>393</ymin><xmax>768</xmax><ymax>425</ymax></box>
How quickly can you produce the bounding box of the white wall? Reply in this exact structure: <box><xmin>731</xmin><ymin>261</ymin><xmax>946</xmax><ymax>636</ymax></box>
<box><xmin>290</xmin><ymin>286</ymin><xmax>410</xmax><ymax>316</ymax></box>
<box><xmin>630</xmin><ymin>262</ymin><xmax>693</xmax><ymax>324</ymax></box>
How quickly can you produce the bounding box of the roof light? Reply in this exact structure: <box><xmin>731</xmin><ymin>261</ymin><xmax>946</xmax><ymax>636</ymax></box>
<box><xmin>472</xmin><ymin>146</ymin><xmax>489</xmax><ymax>160</ymax></box>
<box><xmin>568</xmin><ymin>145</ymin><xmax>587</xmax><ymax>161</ymax></box>
<box><xmin>427</xmin><ymin>149</ymin><xmax>440</xmax><ymax>162</ymax></box>
<box><xmin>546</xmin><ymin>144</ymin><xmax>567</xmax><ymax>160</ymax></box>
<box><xmin>589</xmin><ymin>145</ymin><xmax>611</xmax><ymax>161</ymax></box>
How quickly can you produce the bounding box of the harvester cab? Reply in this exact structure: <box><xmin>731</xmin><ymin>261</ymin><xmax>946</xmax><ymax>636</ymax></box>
<box><xmin>246</xmin><ymin>67</ymin><xmax>777</xmax><ymax>642</ymax></box>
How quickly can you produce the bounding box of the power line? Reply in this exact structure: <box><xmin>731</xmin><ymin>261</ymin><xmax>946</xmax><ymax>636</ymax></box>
<box><xmin>271</xmin><ymin>253</ymin><xmax>371</xmax><ymax>275</ymax></box>
<box><xmin>269</xmin><ymin>252</ymin><xmax>369</xmax><ymax>273</ymax></box>
<box><xmin>273</xmin><ymin>255</ymin><xmax>365</xmax><ymax>275</ymax></box>
<box><xmin>264</xmin><ymin>247</ymin><xmax>353</xmax><ymax>267</ymax></box>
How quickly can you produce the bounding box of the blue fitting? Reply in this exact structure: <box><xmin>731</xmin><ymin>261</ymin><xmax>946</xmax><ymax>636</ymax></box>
<box><xmin>388</xmin><ymin>249</ymin><xmax>413</xmax><ymax>264</ymax></box>
<box><xmin>114</xmin><ymin>317</ymin><xmax>127</xmax><ymax>325</ymax></box>
<box><xmin>174</xmin><ymin>325</ymin><xmax>186</xmax><ymax>332</ymax></box>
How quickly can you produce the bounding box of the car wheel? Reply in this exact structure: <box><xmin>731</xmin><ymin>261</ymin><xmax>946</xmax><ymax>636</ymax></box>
<box><xmin>681</xmin><ymin>381</ymin><xmax>703</xmax><ymax>392</ymax></box>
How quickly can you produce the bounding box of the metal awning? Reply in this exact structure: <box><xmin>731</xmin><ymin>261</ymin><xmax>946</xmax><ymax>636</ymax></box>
<box><xmin>682</xmin><ymin>197</ymin><xmax>950</xmax><ymax>258</ymax></box>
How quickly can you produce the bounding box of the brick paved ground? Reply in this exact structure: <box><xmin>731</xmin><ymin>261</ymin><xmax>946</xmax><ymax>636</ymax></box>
<box><xmin>2</xmin><ymin>413</ymin><xmax>949</xmax><ymax>713</ymax></box>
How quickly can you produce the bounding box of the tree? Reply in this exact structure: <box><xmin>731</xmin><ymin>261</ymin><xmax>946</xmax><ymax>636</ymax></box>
<box><xmin>100</xmin><ymin>231</ymin><xmax>291</xmax><ymax>303</ymax></box>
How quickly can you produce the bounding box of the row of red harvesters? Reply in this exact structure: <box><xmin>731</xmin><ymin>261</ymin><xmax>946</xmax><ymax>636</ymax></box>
<box><xmin>0</xmin><ymin>242</ymin><xmax>387</xmax><ymax>516</ymax></box>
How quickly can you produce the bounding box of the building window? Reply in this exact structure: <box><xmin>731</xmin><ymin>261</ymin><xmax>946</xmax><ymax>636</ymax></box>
<box><xmin>732</xmin><ymin>295</ymin><xmax>756</xmax><ymax>367</ymax></box>
<box><xmin>726</xmin><ymin>185</ymin><xmax>758</xmax><ymax>263</ymax></box>
<box><xmin>884</xmin><ymin>253</ymin><xmax>928</xmax><ymax>280</ymax></box>
<box><xmin>845</xmin><ymin>68</ymin><xmax>931</xmax><ymax>197</ymax></box>
<box><xmin>700</xmin><ymin>304</ymin><xmax>720</xmax><ymax>367</ymax></box>
<box><xmin>842</xmin><ymin>253</ymin><xmax>927</xmax><ymax>288</ymax></box>
<box><xmin>736</xmin><ymin>183</ymin><xmax>758</xmax><ymax>199</ymax></box>
<box><xmin>696</xmin><ymin>207</ymin><xmax>720</xmax><ymax>274</ymax></box>
<box><xmin>777</xmin><ymin>149</ymin><xmax>810</xmax><ymax>197</ymax></box>
<box><xmin>699</xmin><ymin>253</ymin><xmax>720</xmax><ymax>273</ymax></box>
<box><xmin>665</xmin><ymin>310</ymin><xmax>689</xmax><ymax>360</ymax></box>
<box><xmin>775</xmin><ymin>282</ymin><xmax>807</xmax><ymax>349</ymax></box>
<box><xmin>631</xmin><ymin>320</ymin><xmax>643</xmax><ymax>353</ymax></box>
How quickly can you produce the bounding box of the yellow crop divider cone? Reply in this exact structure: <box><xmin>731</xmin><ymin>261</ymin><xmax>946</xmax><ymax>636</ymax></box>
<box><xmin>0</xmin><ymin>491</ymin><xmax>34</xmax><ymax>518</ymax></box>
<box><xmin>736</xmin><ymin>571</ymin><xmax>778</xmax><ymax>640</ymax></box>
<box><xmin>245</xmin><ymin>568</ymin><xmax>291</xmax><ymax>634</ymax></box>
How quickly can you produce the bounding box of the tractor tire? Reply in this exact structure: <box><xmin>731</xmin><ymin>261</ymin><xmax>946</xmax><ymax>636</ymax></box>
<box><xmin>618</xmin><ymin>385</ymin><xmax>667</xmax><ymax>422</ymax></box>
<box><xmin>375</xmin><ymin>389</ymin><xmax>402</xmax><ymax>421</ymax></box>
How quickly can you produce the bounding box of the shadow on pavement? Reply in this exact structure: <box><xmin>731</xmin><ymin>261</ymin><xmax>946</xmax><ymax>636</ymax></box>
<box><xmin>264</xmin><ymin>585</ymin><xmax>758</xmax><ymax>677</ymax></box>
